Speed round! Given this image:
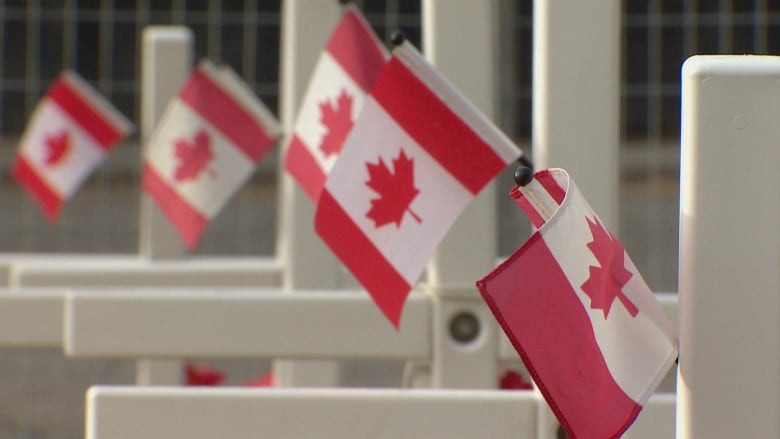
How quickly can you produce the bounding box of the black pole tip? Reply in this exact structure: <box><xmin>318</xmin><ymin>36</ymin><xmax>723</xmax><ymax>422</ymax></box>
<box><xmin>514</xmin><ymin>166</ymin><xmax>534</xmax><ymax>187</ymax></box>
<box><xmin>390</xmin><ymin>30</ymin><xmax>406</xmax><ymax>47</ymax></box>
<box><xmin>338</xmin><ymin>0</ymin><xmax>351</xmax><ymax>5</ymax></box>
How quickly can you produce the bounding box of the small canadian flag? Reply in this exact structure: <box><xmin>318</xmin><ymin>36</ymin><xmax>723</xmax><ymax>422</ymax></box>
<box><xmin>477</xmin><ymin>168</ymin><xmax>678</xmax><ymax>438</ymax></box>
<box><xmin>12</xmin><ymin>71</ymin><xmax>133</xmax><ymax>220</ymax></box>
<box><xmin>142</xmin><ymin>60</ymin><xmax>281</xmax><ymax>249</ymax></box>
<box><xmin>283</xmin><ymin>4</ymin><xmax>388</xmax><ymax>202</ymax></box>
<box><xmin>315</xmin><ymin>41</ymin><xmax>521</xmax><ymax>327</ymax></box>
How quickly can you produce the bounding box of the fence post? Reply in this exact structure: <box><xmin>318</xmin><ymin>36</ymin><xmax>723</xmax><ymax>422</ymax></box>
<box><xmin>677</xmin><ymin>55</ymin><xmax>780</xmax><ymax>438</ymax></box>
<box><xmin>138</xmin><ymin>26</ymin><xmax>192</xmax><ymax>260</ymax></box>
<box><xmin>423</xmin><ymin>0</ymin><xmax>500</xmax><ymax>389</ymax></box>
<box><xmin>532</xmin><ymin>0</ymin><xmax>620</xmax><ymax>229</ymax></box>
<box><xmin>531</xmin><ymin>0</ymin><xmax>621</xmax><ymax>432</ymax></box>
<box><xmin>273</xmin><ymin>0</ymin><xmax>342</xmax><ymax>387</ymax></box>
<box><xmin>135</xmin><ymin>26</ymin><xmax>193</xmax><ymax>385</ymax></box>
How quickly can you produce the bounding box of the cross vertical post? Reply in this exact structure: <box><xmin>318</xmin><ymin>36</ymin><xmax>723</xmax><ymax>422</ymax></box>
<box><xmin>273</xmin><ymin>0</ymin><xmax>343</xmax><ymax>387</ymax></box>
<box><xmin>138</xmin><ymin>27</ymin><xmax>192</xmax><ymax>260</ymax></box>
<box><xmin>532</xmin><ymin>0</ymin><xmax>620</xmax><ymax>229</ymax></box>
<box><xmin>423</xmin><ymin>0</ymin><xmax>500</xmax><ymax>389</ymax></box>
<box><xmin>677</xmin><ymin>55</ymin><xmax>780</xmax><ymax>438</ymax></box>
<box><xmin>136</xmin><ymin>26</ymin><xmax>193</xmax><ymax>385</ymax></box>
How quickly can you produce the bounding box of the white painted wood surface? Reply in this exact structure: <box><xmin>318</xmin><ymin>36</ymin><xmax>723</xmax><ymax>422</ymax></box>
<box><xmin>0</xmin><ymin>288</ymin><xmax>65</xmax><ymax>347</ymax></box>
<box><xmin>138</xmin><ymin>26</ymin><xmax>192</xmax><ymax>261</ymax></box>
<box><xmin>85</xmin><ymin>386</ymin><xmax>676</xmax><ymax>439</ymax></box>
<box><xmin>86</xmin><ymin>387</ymin><xmax>538</xmax><ymax>439</ymax></box>
<box><xmin>533</xmin><ymin>0</ymin><xmax>620</xmax><ymax>229</ymax></box>
<box><xmin>625</xmin><ymin>394</ymin><xmax>676</xmax><ymax>438</ymax></box>
<box><xmin>422</xmin><ymin>0</ymin><xmax>502</xmax><ymax>389</ymax></box>
<box><xmin>10</xmin><ymin>256</ymin><xmax>280</xmax><ymax>287</ymax></box>
<box><xmin>64</xmin><ymin>290</ymin><xmax>430</xmax><ymax>360</ymax></box>
<box><xmin>678</xmin><ymin>55</ymin><xmax>780</xmax><ymax>439</ymax></box>
<box><xmin>274</xmin><ymin>0</ymin><xmax>344</xmax><ymax>387</ymax></box>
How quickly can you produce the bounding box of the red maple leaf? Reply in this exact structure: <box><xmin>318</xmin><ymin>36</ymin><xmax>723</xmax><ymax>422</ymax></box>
<box><xmin>365</xmin><ymin>149</ymin><xmax>422</xmax><ymax>227</ymax></box>
<box><xmin>44</xmin><ymin>130</ymin><xmax>71</xmax><ymax>166</ymax></box>
<box><xmin>173</xmin><ymin>129</ymin><xmax>217</xmax><ymax>182</ymax></box>
<box><xmin>580</xmin><ymin>217</ymin><xmax>639</xmax><ymax>319</ymax></box>
<box><xmin>318</xmin><ymin>89</ymin><xmax>354</xmax><ymax>157</ymax></box>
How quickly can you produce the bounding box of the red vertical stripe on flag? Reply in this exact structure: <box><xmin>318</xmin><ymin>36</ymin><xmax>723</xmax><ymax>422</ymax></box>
<box><xmin>371</xmin><ymin>59</ymin><xmax>507</xmax><ymax>195</ymax></box>
<box><xmin>326</xmin><ymin>9</ymin><xmax>387</xmax><ymax>91</ymax></box>
<box><xmin>535</xmin><ymin>169</ymin><xmax>566</xmax><ymax>204</ymax></box>
<box><xmin>477</xmin><ymin>233</ymin><xmax>642</xmax><ymax>438</ymax></box>
<box><xmin>142</xmin><ymin>164</ymin><xmax>209</xmax><ymax>249</ymax></box>
<box><xmin>509</xmin><ymin>185</ymin><xmax>546</xmax><ymax>229</ymax></box>
<box><xmin>12</xmin><ymin>157</ymin><xmax>63</xmax><ymax>221</ymax></box>
<box><xmin>284</xmin><ymin>135</ymin><xmax>327</xmax><ymax>203</ymax></box>
<box><xmin>179</xmin><ymin>70</ymin><xmax>274</xmax><ymax>163</ymax></box>
<box><xmin>47</xmin><ymin>80</ymin><xmax>123</xmax><ymax>149</ymax></box>
<box><xmin>315</xmin><ymin>190</ymin><xmax>412</xmax><ymax>327</ymax></box>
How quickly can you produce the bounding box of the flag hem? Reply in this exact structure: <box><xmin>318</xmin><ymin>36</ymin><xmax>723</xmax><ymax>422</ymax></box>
<box><xmin>392</xmin><ymin>42</ymin><xmax>520</xmax><ymax>163</ymax></box>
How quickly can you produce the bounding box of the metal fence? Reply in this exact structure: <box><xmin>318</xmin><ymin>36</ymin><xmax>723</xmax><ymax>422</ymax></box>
<box><xmin>3</xmin><ymin>1</ymin><xmax>780</xmax><ymax>438</ymax></box>
<box><xmin>1</xmin><ymin>0</ymin><xmax>779</xmax><ymax>280</ymax></box>
<box><xmin>0</xmin><ymin>0</ymin><xmax>422</xmax><ymax>256</ymax></box>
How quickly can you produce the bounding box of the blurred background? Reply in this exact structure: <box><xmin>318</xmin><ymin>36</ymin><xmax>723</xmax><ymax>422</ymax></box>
<box><xmin>1</xmin><ymin>0</ymin><xmax>778</xmax><ymax>437</ymax></box>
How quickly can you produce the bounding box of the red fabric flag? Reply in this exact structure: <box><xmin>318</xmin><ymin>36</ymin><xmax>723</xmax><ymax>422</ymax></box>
<box><xmin>242</xmin><ymin>371</ymin><xmax>274</xmax><ymax>387</ymax></box>
<box><xmin>143</xmin><ymin>60</ymin><xmax>281</xmax><ymax>249</ymax></box>
<box><xmin>184</xmin><ymin>362</ymin><xmax>225</xmax><ymax>386</ymax></box>
<box><xmin>499</xmin><ymin>370</ymin><xmax>533</xmax><ymax>390</ymax></box>
<box><xmin>283</xmin><ymin>5</ymin><xmax>389</xmax><ymax>202</ymax></box>
<box><xmin>477</xmin><ymin>168</ymin><xmax>678</xmax><ymax>439</ymax></box>
<box><xmin>12</xmin><ymin>71</ymin><xmax>133</xmax><ymax>220</ymax></box>
<box><xmin>315</xmin><ymin>41</ymin><xmax>521</xmax><ymax>327</ymax></box>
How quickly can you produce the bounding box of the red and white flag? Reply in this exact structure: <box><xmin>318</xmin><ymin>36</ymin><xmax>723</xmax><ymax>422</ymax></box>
<box><xmin>12</xmin><ymin>71</ymin><xmax>133</xmax><ymax>220</ymax></box>
<box><xmin>143</xmin><ymin>60</ymin><xmax>281</xmax><ymax>249</ymax></box>
<box><xmin>284</xmin><ymin>5</ymin><xmax>388</xmax><ymax>202</ymax></box>
<box><xmin>315</xmin><ymin>42</ymin><xmax>521</xmax><ymax>327</ymax></box>
<box><xmin>477</xmin><ymin>168</ymin><xmax>678</xmax><ymax>439</ymax></box>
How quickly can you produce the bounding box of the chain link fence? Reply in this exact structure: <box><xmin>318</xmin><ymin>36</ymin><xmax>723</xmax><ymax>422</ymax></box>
<box><xmin>1</xmin><ymin>0</ymin><xmax>779</xmax><ymax>437</ymax></box>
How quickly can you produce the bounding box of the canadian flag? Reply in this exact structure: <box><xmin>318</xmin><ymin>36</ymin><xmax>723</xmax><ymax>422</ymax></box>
<box><xmin>477</xmin><ymin>168</ymin><xmax>678</xmax><ymax>439</ymax></box>
<box><xmin>12</xmin><ymin>71</ymin><xmax>133</xmax><ymax>220</ymax></box>
<box><xmin>315</xmin><ymin>42</ymin><xmax>521</xmax><ymax>327</ymax></box>
<box><xmin>284</xmin><ymin>4</ymin><xmax>388</xmax><ymax>202</ymax></box>
<box><xmin>143</xmin><ymin>60</ymin><xmax>281</xmax><ymax>249</ymax></box>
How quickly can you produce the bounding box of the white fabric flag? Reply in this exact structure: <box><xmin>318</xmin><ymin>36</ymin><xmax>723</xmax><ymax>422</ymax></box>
<box><xmin>143</xmin><ymin>60</ymin><xmax>281</xmax><ymax>248</ymax></box>
<box><xmin>283</xmin><ymin>5</ymin><xmax>388</xmax><ymax>202</ymax></box>
<box><xmin>316</xmin><ymin>42</ymin><xmax>521</xmax><ymax>326</ymax></box>
<box><xmin>13</xmin><ymin>71</ymin><xmax>132</xmax><ymax>220</ymax></box>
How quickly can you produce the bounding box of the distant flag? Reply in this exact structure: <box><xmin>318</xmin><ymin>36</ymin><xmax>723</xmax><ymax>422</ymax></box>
<box><xmin>315</xmin><ymin>41</ymin><xmax>522</xmax><ymax>327</ymax></box>
<box><xmin>142</xmin><ymin>60</ymin><xmax>281</xmax><ymax>249</ymax></box>
<box><xmin>242</xmin><ymin>371</ymin><xmax>274</xmax><ymax>387</ymax></box>
<box><xmin>184</xmin><ymin>361</ymin><xmax>274</xmax><ymax>387</ymax></box>
<box><xmin>284</xmin><ymin>4</ymin><xmax>388</xmax><ymax>202</ymax></box>
<box><xmin>499</xmin><ymin>370</ymin><xmax>533</xmax><ymax>390</ymax></box>
<box><xmin>184</xmin><ymin>362</ymin><xmax>225</xmax><ymax>386</ymax></box>
<box><xmin>12</xmin><ymin>71</ymin><xmax>133</xmax><ymax>221</ymax></box>
<box><xmin>477</xmin><ymin>168</ymin><xmax>678</xmax><ymax>439</ymax></box>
